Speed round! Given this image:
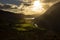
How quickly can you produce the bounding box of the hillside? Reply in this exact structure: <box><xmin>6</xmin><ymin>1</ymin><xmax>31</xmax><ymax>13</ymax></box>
<box><xmin>35</xmin><ymin>2</ymin><xmax>60</xmax><ymax>33</ymax></box>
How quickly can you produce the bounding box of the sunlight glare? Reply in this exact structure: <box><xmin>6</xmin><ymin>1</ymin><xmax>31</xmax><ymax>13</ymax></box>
<box><xmin>31</xmin><ymin>0</ymin><xmax>44</xmax><ymax>12</ymax></box>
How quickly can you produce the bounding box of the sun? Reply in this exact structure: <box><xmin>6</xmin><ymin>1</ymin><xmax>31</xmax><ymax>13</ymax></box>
<box><xmin>31</xmin><ymin>0</ymin><xmax>44</xmax><ymax>12</ymax></box>
<box><xmin>21</xmin><ymin>0</ymin><xmax>45</xmax><ymax>15</ymax></box>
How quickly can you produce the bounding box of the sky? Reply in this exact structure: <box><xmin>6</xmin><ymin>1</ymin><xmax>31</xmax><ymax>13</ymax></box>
<box><xmin>0</xmin><ymin>0</ymin><xmax>60</xmax><ymax>5</ymax></box>
<box><xmin>0</xmin><ymin>0</ymin><xmax>60</xmax><ymax>15</ymax></box>
<box><xmin>41</xmin><ymin>0</ymin><xmax>60</xmax><ymax>3</ymax></box>
<box><xmin>0</xmin><ymin>0</ymin><xmax>21</xmax><ymax>5</ymax></box>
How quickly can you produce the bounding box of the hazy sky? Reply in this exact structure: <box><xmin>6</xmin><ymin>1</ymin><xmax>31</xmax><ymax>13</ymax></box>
<box><xmin>0</xmin><ymin>0</ymin><xmax>60</xmax><ymax>5</ymax></box>
<box><xmin>41</xmin><ymin>0</ymin><xmax>60</xmax><ymax>3</ymax></box>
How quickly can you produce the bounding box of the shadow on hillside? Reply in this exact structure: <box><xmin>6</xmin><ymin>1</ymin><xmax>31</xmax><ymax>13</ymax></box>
<box><xmin>35</xmin><ymin>2</ymin><xmax>60</xmax><ymax>40</ymax></box>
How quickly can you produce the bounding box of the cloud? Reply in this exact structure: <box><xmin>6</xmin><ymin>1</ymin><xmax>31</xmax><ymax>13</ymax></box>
<box><xmin>41</xmin><ymin>0</ymin><xmax>60</xmax><ymax>3</ymax></box>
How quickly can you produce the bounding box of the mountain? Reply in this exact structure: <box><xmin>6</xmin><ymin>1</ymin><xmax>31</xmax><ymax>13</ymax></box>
<box><xmin>35</xmin><ymin>2</ymin><xmax>60</xmax><ymax>32</ymax></box>
<box><xmin>0</xmin><ymin>10</ymin><xmax>25</xmax><ymax>30</ymax></box>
